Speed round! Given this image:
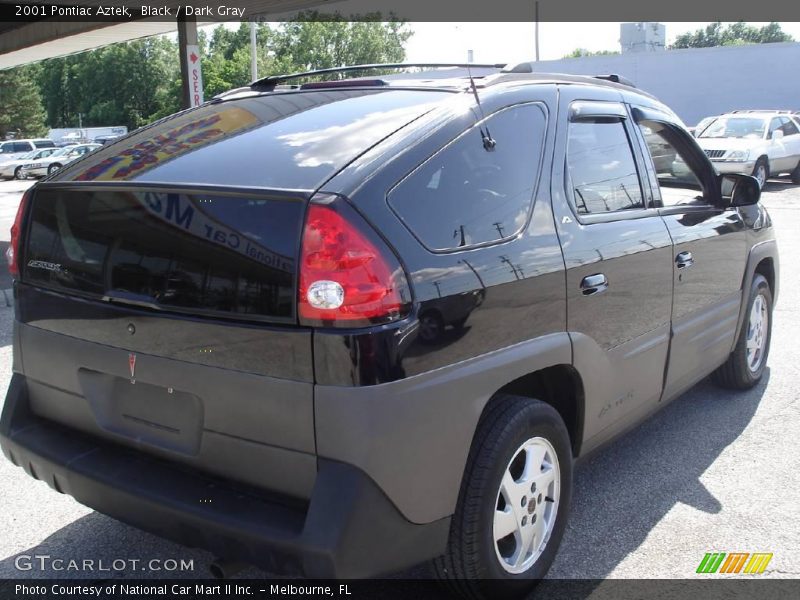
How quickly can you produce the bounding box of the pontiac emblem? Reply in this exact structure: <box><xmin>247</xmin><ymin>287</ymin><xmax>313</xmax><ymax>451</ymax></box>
<box><xmin>128</xmin><ymin>352</ymin><xmax>137</xmax><ymax>384</ymax></box>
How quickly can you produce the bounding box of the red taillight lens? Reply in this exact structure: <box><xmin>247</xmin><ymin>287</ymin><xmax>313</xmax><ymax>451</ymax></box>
<box><xmin>298</xmin><ymin>199</ymin><xmax>410</xmax><ymax>327</ymax></box>
<box><xmin>7</xmin><ymin>189</ymin><xmax>30</xmax><ymax>278</ymax></box>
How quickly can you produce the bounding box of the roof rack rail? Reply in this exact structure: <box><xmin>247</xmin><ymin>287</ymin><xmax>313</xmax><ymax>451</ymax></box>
<box><xmin>250</xmin><ymin>63</ymin><xmax>507</xmax><ymax>90</ymax></box>
<box><xmin>731</xmin><ymin>109</ymin><xmax>792</xmax><ymax>114</ymax></box>
<box><xmin>594</xmin><ymin>74</ymin><xmax>636</xmax><ymax>88</ymax></box>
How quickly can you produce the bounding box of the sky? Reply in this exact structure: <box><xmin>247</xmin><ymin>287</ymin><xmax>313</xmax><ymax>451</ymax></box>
<box><xmin>402</xmin><ymin>22</ymin><xmax>800</xmax><ymax>63</ymax></box>
<box><xmin>207</xmin><ymin>21</ymin><xmax>800</xmax><ymax>64</ymax></box>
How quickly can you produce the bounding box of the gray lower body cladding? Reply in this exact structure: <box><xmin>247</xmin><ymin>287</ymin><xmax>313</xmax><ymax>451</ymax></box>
<box><xmin>0</xmin><ymin>373</ymin><xmax>450</xmax><ymax>578</ymax></box>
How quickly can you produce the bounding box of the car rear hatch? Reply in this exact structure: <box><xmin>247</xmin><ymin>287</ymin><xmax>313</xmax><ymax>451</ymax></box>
<box><xmin>13</xmin><ymin>88</ymin><xmax>450</xmax><ymax>501</ymax></box>
<box><xmin>16</xmin><ymin>185</ymin><xmax>317</xmax><ymax>499</ymax></box>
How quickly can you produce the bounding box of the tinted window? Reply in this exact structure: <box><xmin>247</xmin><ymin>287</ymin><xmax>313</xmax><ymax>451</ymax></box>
<box><xmin>567</xmin><ymin>120</ymin><xmax>643</xmax><ymax>214</ymax></box>
<box><xmin>34</xmin><ymin>140</ymin><xmax>55</xmax><ymax>148</ymax></box>
<box><xmin>388</xmin><ymin>104</ymin><xmax>547</xmax><ymax>251</ymax></box>
<box><xmin>13</xmin><ymin>142</ymin><xmax>31</xmax><ymax>153</ymax></box>
<box><xmin>24</xmin><ymin>189</ymin><xmax>303</xmax><ymax>321</ymax></box>
<box><xmin>638</xmin><ymin>121</ymin><xmax>704</xmax><ymax>207</ymax></box>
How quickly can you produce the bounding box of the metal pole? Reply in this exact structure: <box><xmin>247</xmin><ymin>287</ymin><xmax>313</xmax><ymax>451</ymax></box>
<box><xmin>534</xmin><ymin>1</ymin><xmax>540</xmax><ymax>61</ymax></box>
<box><xmin>250</xmin><ymin>22</ymin><xmax>258</xmax><ymax>81</ymax></box>
<box><xmin>177</xmin><ymin>14</ymin><xmax>198</xmax><ymax>110</ymax></box>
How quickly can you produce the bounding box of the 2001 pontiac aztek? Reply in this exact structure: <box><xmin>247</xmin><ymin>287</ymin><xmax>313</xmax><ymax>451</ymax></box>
<box><xmin>0</xmin><ymin>64</ymin><xmax>778</xmax><ymax>598</ymax></box>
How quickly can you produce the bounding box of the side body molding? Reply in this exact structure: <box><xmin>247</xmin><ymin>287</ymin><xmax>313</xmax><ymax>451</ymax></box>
<box><xmin>314</xmin><ymin>332</ymin><xmax>572</xmax><ymax>524</ymax></box>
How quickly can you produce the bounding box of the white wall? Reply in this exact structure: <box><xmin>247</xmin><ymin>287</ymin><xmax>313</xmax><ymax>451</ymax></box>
<box><xmin>525</xmin><ymin>42</ymin><xmax>800</xmax><ymax>126</ymax></box>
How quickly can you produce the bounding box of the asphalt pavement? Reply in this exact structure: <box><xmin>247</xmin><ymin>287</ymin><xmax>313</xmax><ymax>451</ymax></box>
<box><xmin>0</xmin><ymin>178</ymin><xmax>798</xmax><ymax>582</ymax></box>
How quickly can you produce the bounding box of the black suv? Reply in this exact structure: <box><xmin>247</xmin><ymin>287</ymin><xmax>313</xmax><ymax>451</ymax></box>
<box><xmin>0</xmin><ymin>64</ymin><xmax>778</xmax><ymax>597</ymax></box>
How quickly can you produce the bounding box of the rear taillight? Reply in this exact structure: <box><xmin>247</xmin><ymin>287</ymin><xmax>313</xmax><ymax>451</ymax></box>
<box><xmin>7</xmin><ymin>189</ymin><xmax>30</xmax><ymax>278</ymax></box>
<box><xmin>298</xmin><ymin>197</ymin><xmax>411</xmax><ymax>327</ymax></box>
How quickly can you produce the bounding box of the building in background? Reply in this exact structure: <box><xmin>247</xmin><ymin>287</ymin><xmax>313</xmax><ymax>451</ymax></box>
<box><xmin>620</xmin><ymin>22</ymin><xmax>666</xmax><ymax>53</ymax></box>
<box><xmin>48</xmin><ymin>126</ymin><xmax>128</xmax><ymax>145</ymax></box>
<box><xmin>527</xmin><ymin>26</ymin><xmax>799</xmax><ymax>125</ymax></box>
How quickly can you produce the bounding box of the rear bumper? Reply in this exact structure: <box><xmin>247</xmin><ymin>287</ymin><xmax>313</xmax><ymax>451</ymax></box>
<box><xmin>0</xmin><ymin>373</ymin><xmax>450</xmax><ymax>578</ymax></box>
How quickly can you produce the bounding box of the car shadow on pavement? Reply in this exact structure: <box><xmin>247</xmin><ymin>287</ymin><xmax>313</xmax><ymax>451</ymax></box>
<box><xmin>0</xmin><ymin>372</ymin><xmax>769</xmax><ymax>585</ymax></box>
<box><xmin>547</xmin><ymin>370</ymin><xmax>771</xmax><ymax>579</ymax></box>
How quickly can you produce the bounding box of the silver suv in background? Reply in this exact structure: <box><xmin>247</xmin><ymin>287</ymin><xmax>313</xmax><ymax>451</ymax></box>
<box><xmin>689</xmin><ymin>110</ymin><xmax>800</xmax><ymax>187</ymax></box>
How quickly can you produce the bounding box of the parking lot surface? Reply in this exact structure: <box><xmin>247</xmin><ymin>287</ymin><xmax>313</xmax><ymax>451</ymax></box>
<box><xmin>0</xmin><ymin>178</ymin><xmax>798</xmax><ymax>581</ymax></box>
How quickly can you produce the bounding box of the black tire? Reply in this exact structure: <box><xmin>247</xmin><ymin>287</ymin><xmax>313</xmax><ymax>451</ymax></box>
<box><xmin>752</xmin><ymin>158</ymin><xmax>769</xmax><ymax>189</ymax></box>
<box><xmin>47</xmin><ymin>163</ymin><xmax>62</xmax><ymax>175</ymax></box>
<box><xmin>791</xmin><ymin>162</ymin><xmax>800</xmax><ymax>185</ymax></box>
<box><xmin>14</xmin><ymin>167</ymin><xmax>26</xmax><ymax>180</ymax></box>
<box><xmin>433</xmin><ymin>395</ymin><xmax>573</xmax><ymax>600</ymax></box>
<box><xmin>713</xmin><ymin>274</ymin><xmax>772</xmax><ymax>390</ymax></box>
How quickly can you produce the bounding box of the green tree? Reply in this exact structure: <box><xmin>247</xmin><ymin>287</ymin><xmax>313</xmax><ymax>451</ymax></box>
<box><xmin>37</xmin><ymin>36</ymin><xmax>180</xmax><ymax>130</ymax></box>
<box><xmin>563</xmin><ymin>48</ymin><xmax>620</xmax><ymax>58</ymax></box>
<box><xmin>271</xmin><ymin>12</ymin><xmax>411</xmax><ymax>76</ymax></box>
<box><xmin>671</xmin><ymin>22</ymin><xmax>794</xmax><ymax>49</ymax></box>
<box><xmin>0</xmin><ymin>65</ymin><xmax>48</xmax><ymax>138</ymax></box>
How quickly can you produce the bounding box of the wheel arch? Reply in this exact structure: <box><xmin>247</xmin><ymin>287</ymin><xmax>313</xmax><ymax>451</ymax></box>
<box><xmin>491</xmin><ymin>364</ymin><xmax>585</xmax><ymax>457</ymax></box>
<box><xmin>732</xmin><ymin>240</ymin><xmax>779</xmax><ymax>352</ymax></box>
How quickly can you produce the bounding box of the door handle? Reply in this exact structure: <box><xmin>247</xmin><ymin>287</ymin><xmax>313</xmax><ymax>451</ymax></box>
<box><xmin>675</xmin><ymin>251</ymin><xmax>694</xmax><ymax>269</ymax></box>
<box><xmin>580</xmin><ymin>273</ymin><xmax>608</xmax><ymax>296</ymax></box>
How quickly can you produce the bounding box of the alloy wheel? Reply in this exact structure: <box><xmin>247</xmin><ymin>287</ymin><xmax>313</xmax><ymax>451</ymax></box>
<box><xmin>493</xmin><ymin>437</ymin><xmax>561</xmax><ymax>574</ymax></box>
<box><xmin>746</xmin><ymin>293</ymin><xmax>768</xmax><ymax>373</ymax></box>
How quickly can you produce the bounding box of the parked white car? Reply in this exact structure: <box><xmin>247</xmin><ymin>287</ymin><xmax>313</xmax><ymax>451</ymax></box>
<box><xmin>687</xmin><ymin>111</ymin><xmax>800</xmax><ymax>188</ymax></box>
<box><xmin>0</xmin><ymin>148</ymin><xmax>59</xmax><ymax>180</ymax></box>
<box><xmin>21</xmin><ymin>143</ymin><xmax>101</xmax><ymax>178</ymax></box>
<box><xmin>0</xmin><ymin>138</ymin><xmax>56</xmax><ymax>162</ymax></box>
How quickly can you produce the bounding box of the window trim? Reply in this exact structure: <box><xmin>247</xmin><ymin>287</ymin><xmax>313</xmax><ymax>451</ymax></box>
<box><xmin>630</xmin><ymin>105</ymin><xmax>722</xmax><ymax>209</ymax></box>
<box><xmin>386</xmin><ymin>101</ymin><xmax>549</xmax><ymax>254</ymax></box>
<box><xmin>563</xmin><ymin>106</ymin><xmax>651</xmax><ymax>224</ymax></box>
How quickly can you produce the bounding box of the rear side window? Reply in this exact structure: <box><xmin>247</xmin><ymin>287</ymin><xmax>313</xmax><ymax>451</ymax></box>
<box><xmin>34</xmin><ymin>140</ymin><xmax>55</xmax><ymax>148</ymax></box>
<box><xmin>388</xmin><ymin>103</ymin><xmax>547</xmax><ymax>251</ymax></box>
<box><xmin>566</xmin><ymin>120</ymin><xmax>643</xmax><ymax>214</ymax></box>
<box><xmin>13</xmin><ymin>142</ymin><xmax>32</xmax><ymax>153</ymax></box>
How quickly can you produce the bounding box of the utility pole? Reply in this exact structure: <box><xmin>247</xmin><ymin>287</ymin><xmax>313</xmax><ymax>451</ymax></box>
<box><xmin>534</xmin><ymin>1</ymin><xmax>540</xmax><ymax>61</ymax></box>
<box><xmin>177</xmin><ymin>14</ymin><xmax>199</xmax><ymax>110</ymax></box>
<box><xmin>493</xmin><ymin>221</ymin><xmax>506</xmax><ymax>238</ymax></box>
<box><xmin>250</xmin><ymin>22</ymin><xmax>258</xmax><ymax>81</ymax></box>
<box><xmin>500</xmin><ymin>255</ymin><xmax>521</xmax><ymax>280</ymax></box>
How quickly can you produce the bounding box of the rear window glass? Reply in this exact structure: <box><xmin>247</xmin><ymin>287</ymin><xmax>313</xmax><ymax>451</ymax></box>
<box><xmin>58</xmin><ymin>89</ymin><xmax>448</xmax><ymax>190</ymax></box>
<box><xmin>24</xmin><ymin>188</ymin><xmax>303</xmax><ymax>322</ymax></box>
<box><xmin>388</xmin><ymin>103</ymin><xmax>547</xmax><ymax>251</ymax></box>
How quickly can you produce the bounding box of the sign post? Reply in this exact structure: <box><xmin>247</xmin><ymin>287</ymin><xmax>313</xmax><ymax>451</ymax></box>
<box><xmin>185</xmin><ymin>44</ymin><xmax>204</xmax><ymax>107</ymax></box>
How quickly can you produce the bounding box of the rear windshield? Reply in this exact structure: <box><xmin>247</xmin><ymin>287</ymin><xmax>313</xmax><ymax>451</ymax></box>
<box><xmin>24</xmin><ymin>188</ymin><xmax>303</xmax><ymax>322</ymax></box>
<box><xmin>53</xmin><ymin>89</ymin><xmax>449</xmax><ymax>190</ymax></box>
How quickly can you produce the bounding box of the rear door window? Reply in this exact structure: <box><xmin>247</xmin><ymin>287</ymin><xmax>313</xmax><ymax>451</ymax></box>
<box><xmin>24</xmin><ymin>188</ymin><xmax>304</xmax><ymax>322</ymax></box>
<box><xmin>566</xmin><ymin>119</ymin><xmax>644</xmax><ymax>214</ymax></box>
<box><xmin>388</xmin><ymin>103</ymin><xmax>547</xmax><ymax>251</ymax></box>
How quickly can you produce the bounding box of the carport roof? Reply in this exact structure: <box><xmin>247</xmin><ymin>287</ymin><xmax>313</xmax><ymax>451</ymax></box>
<box><xmin>0</xmin><ymin>0</ymin><xmax>333</xmax><ymax>70</ymax></box>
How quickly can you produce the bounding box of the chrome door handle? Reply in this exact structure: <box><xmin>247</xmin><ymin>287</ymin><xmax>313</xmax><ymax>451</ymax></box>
<box><xmin>676</xmin><ymin>251</ymin><xmax>694</xmax><ymax>269</ymax></box>
<box><xmin>580</xmin><ymin>273</ymin><xmax>608</xmax><ymax>296</ymax></box>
